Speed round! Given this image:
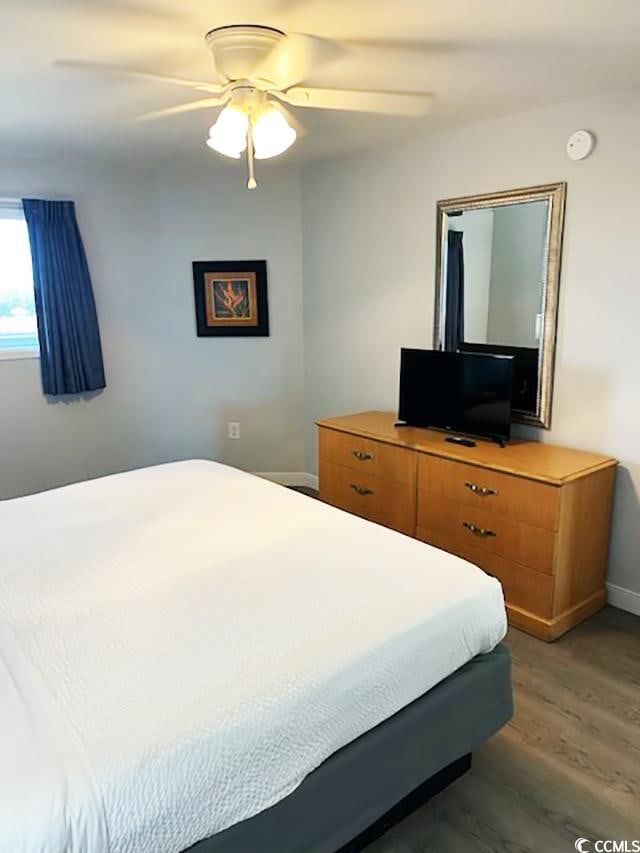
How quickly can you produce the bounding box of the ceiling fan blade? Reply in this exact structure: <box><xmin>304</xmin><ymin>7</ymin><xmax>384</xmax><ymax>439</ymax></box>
<box><xmin>54</xmin><ymin>60</ymin><xmax>226</xmax><ymax>94</ymax></box>
<box><xmin>266</xmin><ymin>0</ymin><xmax>313</xmax><ymax>8</ymax></box>
<box><xmin>252</xmin><ymin>33</ymin><xmax>343</xmax><ymax>91</ymax></box>
<box><xmin>33</xmin><ymin>0</ymin><xmax>191</xmax><ymax>24</ymax></box>
<box><xmin>342</xmin><ymin>38</ymin><xmax>445</xmax><ymax>54</ymax></box>
<box><xmin>276</xmin><ymin>87</ymin><xmax>433</xmax><ymax>116</ymax></box>
<box><xmin>134</xmin><ymin>95</ymin><xmax>230</xmax><ymax>123</ymax></box>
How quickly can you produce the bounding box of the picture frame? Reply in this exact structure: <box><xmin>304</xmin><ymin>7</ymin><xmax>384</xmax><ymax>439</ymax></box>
<box><xmin>193</xmin><ymin>260</ymin><xmax>269</xmax><ymax>337</ymax></box>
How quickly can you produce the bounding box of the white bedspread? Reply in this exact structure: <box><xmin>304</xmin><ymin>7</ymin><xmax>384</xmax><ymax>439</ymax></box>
<box><xmin>0</xmin><ymin>460</ymin><xmax>506</xmax><ymax>853</ymax></box>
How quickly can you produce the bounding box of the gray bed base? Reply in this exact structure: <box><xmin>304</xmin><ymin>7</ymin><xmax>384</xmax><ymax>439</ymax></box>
<box><xmin>187</xmin><ymin>643</ymin><xmax>513</xmax><ymax>853</ymax></box>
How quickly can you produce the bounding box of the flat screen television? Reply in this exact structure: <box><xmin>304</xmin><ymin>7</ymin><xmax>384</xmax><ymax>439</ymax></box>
<box><xmin>398</xmin><ymin>349</ymin><xmax>514</xmax><ymax>445</ymax></box>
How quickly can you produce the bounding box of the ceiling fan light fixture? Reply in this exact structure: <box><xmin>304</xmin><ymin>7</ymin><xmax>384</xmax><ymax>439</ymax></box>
<box><xmin>252</xmin><ymin>106</ymin><xmax>297</xmax><ymax>160</ymax></box>
<box><xmin>206</xmin><ymin>104</ymin><xmax>249</xmax><ymax>159</ymax></box>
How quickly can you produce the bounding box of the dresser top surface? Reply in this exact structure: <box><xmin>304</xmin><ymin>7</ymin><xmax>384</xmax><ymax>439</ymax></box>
<box><xmin>316</xmin><ymin>411</ymin><xmax>617</xmax><ymax>485</ymax></box>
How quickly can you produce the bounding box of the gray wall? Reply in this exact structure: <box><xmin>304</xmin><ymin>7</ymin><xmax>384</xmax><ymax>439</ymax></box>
<box><xmin>301</xmin><ymin>92</ymin><xmax>640</xmax><ymax>601</ymax></box>
<box><xmin>0</xmin><ymin>154</ymin><xmax>305</xmax><ymax>498</ymax></box>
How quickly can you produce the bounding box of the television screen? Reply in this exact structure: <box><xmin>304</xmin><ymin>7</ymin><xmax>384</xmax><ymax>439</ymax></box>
<box><xmin>398</xmin><ymin>349</ymin><xmax>514</xmax><ymax>443</ymax></box>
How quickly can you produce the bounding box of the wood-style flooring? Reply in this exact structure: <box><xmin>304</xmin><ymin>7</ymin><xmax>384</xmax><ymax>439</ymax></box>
<box><xmin>370</xmin><ymin>606</ymin><xmax>640</xmax><ymax>853</ymax></box>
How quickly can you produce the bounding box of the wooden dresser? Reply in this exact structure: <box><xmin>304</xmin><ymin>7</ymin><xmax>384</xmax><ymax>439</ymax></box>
<box><xmin>317</xmin><ymin>411</ymin><xmax>617</xmax><ymax>641</ymax></box>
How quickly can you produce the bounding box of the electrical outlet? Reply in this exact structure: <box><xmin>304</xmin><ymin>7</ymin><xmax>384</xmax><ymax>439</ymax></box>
<box><xmin>228</xmin><ymin>421</ymin><xmax>241</xmax><ymax>440</ymax></box>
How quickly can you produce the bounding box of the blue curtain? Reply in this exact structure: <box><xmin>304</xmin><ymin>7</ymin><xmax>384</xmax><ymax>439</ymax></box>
<box><xmin>22</xmin><ymin>199</ymin><xmax>105</xmax><ymax>396</ymax></box>
<box><xmin>444</xmin><ymin>230</ymin><xmax>465</xmax><ymax>352</ymax></box>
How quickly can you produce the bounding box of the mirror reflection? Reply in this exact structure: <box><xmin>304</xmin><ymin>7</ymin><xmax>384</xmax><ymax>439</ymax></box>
<box><xmin>435</xmin><ymin>184</ymin><xmax>565</xmax><ymax>428</ymax></box>
<box><xmin>445</xmin><ymin>201</ymin><xmax>548</xmax><ymax>349</ymax></box>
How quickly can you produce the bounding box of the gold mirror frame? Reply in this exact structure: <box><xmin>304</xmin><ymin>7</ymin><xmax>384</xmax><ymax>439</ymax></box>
<box><xmin>433</xmin><ymin>182</ymin><xmax>566</xmax><ymax>429</ymax></box>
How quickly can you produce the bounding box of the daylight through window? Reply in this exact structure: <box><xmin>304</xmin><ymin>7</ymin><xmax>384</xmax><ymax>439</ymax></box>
<box><xmin>0</xmin><ymin>203</ymin><xmax>39</xmax><ymax>357</ymax></box>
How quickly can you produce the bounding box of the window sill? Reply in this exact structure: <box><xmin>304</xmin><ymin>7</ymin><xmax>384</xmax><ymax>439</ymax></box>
<box><xmin>0</xmin><ymin>349</ymin><xmax>40</xmax><ymax>361</ymax></box>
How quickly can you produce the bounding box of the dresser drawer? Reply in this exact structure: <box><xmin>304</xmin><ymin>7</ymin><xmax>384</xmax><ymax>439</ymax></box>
<box><xmin>318</xmin><ymin>427</ymin><xmax>416</xmax><ymax>486</ymax></box>
<box><xmin>319</xmin><ymin>459</ymin><xmax>416</xmax><ymax>536</ymax></box>
<box><xmin>418</xmin><ymin>455</ymin><xmax>559</xmax><ymax>531</ymax></box>
<box><xmin>417</xmin><ymin>529</ymin><xmax>554</xmax><ymax>619</ymax></box>
<box><xmin>418</xmin><ymin>494</ymin><xmax>556</xmax><ymax>574</ymax></box>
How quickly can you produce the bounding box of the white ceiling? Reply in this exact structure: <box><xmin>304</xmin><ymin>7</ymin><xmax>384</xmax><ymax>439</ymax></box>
<box><xmin>3</xmin><ymin>0</ymin><xmax>640</xmax><ymax>164</ymax></box>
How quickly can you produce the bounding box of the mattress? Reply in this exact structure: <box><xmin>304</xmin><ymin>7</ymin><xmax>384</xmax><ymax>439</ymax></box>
<box><xmin>192</xmin><ymin>644</ymin><xmax>513</xmax><ymax>853</ymax></box>
<box><xmin>0</xmin><ymin>460</ymin><xmax>507</xmax><ymax>853</ymax></box>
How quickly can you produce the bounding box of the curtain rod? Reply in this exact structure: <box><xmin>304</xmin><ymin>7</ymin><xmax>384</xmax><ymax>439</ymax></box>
<box><xmin>0</xmin><ymin>196</ymin><xmax>22</xmax><ymax>204</ymax></box>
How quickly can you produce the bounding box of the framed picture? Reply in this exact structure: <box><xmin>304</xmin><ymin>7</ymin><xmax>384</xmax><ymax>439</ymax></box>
<box><xmin>193</xmin><ymin>260</ymin><xmax>269</xmax><ymax>337</ymax></box>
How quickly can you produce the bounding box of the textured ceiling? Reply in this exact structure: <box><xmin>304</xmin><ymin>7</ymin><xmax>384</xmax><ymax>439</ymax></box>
<box><xmin>2</xmin><ymin>0</ymin><xmax>640</xmax><ymax>164</ymax></box>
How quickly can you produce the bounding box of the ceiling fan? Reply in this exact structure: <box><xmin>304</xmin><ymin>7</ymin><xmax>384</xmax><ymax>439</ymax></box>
<box><xmin>56</xmin><ymin>24</ymin><xmax>433</xmax><ymax>189</ymax></box>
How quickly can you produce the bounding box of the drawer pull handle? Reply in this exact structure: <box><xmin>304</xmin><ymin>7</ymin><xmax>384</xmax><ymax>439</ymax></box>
<box><xmin>351</xmin><ymin>450</ymin><xmax>374</xmax><ymax>461</ymax></box>
<box><xmin>464</xmin><ymin>481</ymin><xmax>498</xmax><ymax>497</ymax></box>
<box><xmin>462</xmin><ymin>521</ymin><xmax>496</xmax><ymax>538</ymax></box>
<box><xmin>350</xmin><ymin>483</ymin><xmax>373</xmax><ymax>496</ymax></box>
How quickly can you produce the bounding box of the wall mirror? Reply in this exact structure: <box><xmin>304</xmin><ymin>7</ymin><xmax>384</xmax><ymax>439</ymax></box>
<box><xmin>434</xmin><ymin>183</ymin><xmax>566</xmax><ymax>428</ymax></box>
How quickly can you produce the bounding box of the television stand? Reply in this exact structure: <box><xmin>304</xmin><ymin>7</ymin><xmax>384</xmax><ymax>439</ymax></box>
<box><xmin>316</xmin><ymin>411</ymin><xmax>617</xmax><ymax>641</ymax></box>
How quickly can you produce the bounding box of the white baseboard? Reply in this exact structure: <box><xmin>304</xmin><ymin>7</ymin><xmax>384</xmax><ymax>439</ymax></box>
<box><xmin>253</xmin><ymin>472</ymin><xmax>319</xmax><ymax>490</ymax></box>
<box><xmin>606</xmin><ymin>583</ymin><xmax>640</xmax><ymax>617</ymax></box>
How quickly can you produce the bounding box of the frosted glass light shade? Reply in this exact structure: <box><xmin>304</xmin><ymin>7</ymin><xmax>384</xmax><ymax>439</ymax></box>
<box><xmin>252</xmin><ymin>107</ymin><xmax>296</xmax><ymax>160</ymax></box>
<box><xmin>206</xmin><ymin>105</ymin><xmax>249</xmax><ymax>159</ymax></box>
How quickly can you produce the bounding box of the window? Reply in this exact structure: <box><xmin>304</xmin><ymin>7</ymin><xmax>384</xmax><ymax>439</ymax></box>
<box><xmin>0</xmin><ymin>202</ymin><xmax>39</xmax><ymax>359</ymax></box>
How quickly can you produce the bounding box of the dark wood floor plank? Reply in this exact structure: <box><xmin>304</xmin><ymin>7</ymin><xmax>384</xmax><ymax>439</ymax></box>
<box><xmin>509</xmin><ymin>646</ymin><xmax>640</xmax><ymax>727</ymax></box>
<box><xmin>478</xmin><ymin>735</ymin><xmax>640</xmax><ymax>840</ymax></box>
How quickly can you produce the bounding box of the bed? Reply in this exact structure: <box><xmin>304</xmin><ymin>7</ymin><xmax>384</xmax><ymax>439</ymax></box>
<box><xmin>0</xmin><ymin>460</ymin><xmax>511</xmax><ymax>853</ymax></box>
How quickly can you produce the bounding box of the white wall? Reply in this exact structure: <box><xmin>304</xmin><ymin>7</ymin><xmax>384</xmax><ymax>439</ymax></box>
<box><xmin>301</xmin><ymin>91</ymin><xmax>640</xmax><ymax>599</ymax></box>
<box><xmin>0</xmin><ymin>154</ymin><xmax>305</xmax><ymax>498</ymax></box>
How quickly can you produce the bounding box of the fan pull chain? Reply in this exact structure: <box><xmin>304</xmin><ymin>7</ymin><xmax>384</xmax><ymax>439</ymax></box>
<box><xmin>246</xmin><ymin>128</ymin><xmax>258</xmax><ymax>190</ymax></box>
